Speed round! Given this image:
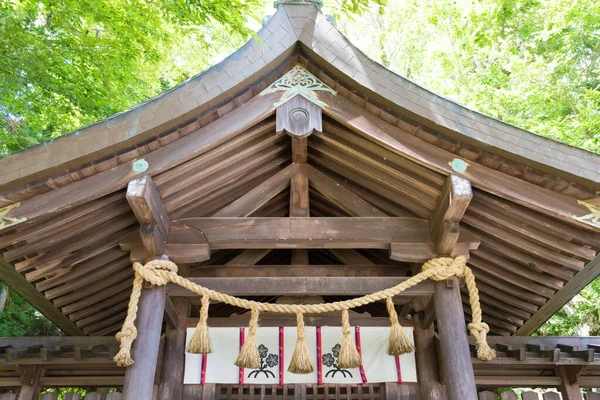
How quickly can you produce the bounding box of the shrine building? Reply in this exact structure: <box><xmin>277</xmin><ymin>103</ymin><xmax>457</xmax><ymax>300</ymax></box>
<box><xmin>1</xmin><ymin>1</ymin><xmax>600</xmax><ymax>399</ymax></box>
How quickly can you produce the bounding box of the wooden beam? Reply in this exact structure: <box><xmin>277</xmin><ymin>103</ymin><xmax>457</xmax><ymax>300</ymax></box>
<box><xmin>290</xmin><ymin>170</ymin><xmax>310</xmax><ymax>264</ymax></box>
<box><xmin>198</xmin><ymin>316</ymin><xmax>414</xmax><ymax>327</ymax></box>
<box><xmin>1</xmin><ymin>90</ymin><xmax>283</xmax><ymax>228</ymax></box>
<box><xmin>430</xmin><ymin>175</ymin><xmax>472</xmax><ymax>255</ymax></box>
<box><xmin>304</xmin><ymin>164</ymin><xmax>386</xmax><ymax>217</ymax></box>
<box><xmin>173</xmin><ymin>217</ymin><xmax>479</xmax><ymax>260</ymax></box>
<box><xmin>188</xmin><ymin>264</ymin><xmax>406</xmax><ymax>278</ymax></box>
<box><xmin>557</xmin><ymin>365</ymin><xmax>584</xmax><ymax>400</ymax></box>
<box><xmin>167</xmin><ymin>276</ymin><xmax>434</xmax><ymax>296</ymax></box>
<box><xmin>0</xmin><ymin>257</ymin><xmax>83</xmax><ymax>335</ymax></box>
<box><xmin>224</xmin><ymin>249</ymin><xmax>272</xmax><ymax>266</ymax></box>
<box><xmin>517</xmin><ymin>253</ymin><xmax>600</xmax><ymax>335</ymax></box>
<box><xmin>164</xmin><ymin>222</ymin><xmax>210</xmax><ymax>264</ymax></box>
<box><xmin>127</xmin><ymin>176</ymin><xmax>169</xmax><ymax>259</ymax></box>
<box><xmin>328</xmin><ymin>249</ymin><xmax>374</xmax><ymax>265</ymax></box>
<box><xmin>213</xmin><ymin>163</ymin><xmax>298</xmax><ymax>217</ymax></box>
<box><xmin>315</xmin><ymin>90</ymin><xmax>599</xmax><ymax>231</ymax></box>
<box><xmin>413</xmin><ymin>312</ymin><xmax>444</xmax><ymax>400</ymax></box>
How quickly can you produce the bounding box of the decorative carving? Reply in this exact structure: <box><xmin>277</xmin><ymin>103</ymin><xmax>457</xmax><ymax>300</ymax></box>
<box><xmin>262</xmin><ymin>65</ymin><xmax>335</xmax><ymax>107</ymax></box>
<box><xmin>0</xmin><ymin>202</ymin><xmax>26</xmax><ymax>230</ymax></box>
<box><xmin>276</xmin><ymin>95</ymin><xmax>322</xmax><ymax>137</ymax></box>
<box><xmin>572</xmin><ymin>200</ymin><xmax>600</xmax><ymax>228</ymax></box>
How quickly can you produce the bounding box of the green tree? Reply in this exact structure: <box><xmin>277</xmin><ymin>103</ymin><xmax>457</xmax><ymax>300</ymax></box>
<box><xmin>337</xmin><ymin>0</ymin><xmax>600</xmax><ymax>153</ymax></box>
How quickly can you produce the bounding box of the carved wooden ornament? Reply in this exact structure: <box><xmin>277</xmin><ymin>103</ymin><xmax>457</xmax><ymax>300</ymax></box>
<box><xmin>276</xmin><ymin>95</ymin><xmax>322</xmax><ymax>138</ymax></box>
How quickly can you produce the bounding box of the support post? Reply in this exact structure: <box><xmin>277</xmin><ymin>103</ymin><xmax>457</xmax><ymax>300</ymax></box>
<box><xmin>434</xmin><ymin>278</ymin><xmax>477</xmax><ymax>400</ymax></box>
<box><xmin>413</xmin><ymin>300</ymin><xmax>445</xmax><ymax>400</ymax></box>
<box><xmin>557</xmin><ymin>365</ymin><xmax>584</xmax><ymax>400</ymax></box>
<box><xmin>122</xmin><ymin>285</ymin><xmax>167</xmax><ymax>400</ymax></box>
<box><xmin>158</xmin><ymin>298</ymin><xmax>189</xmax><ymax>400</ymax></box>
<box><xmin>16</xmin><ymin>365</ymin><xmax>43</xmax><ymax>400</ymax></box>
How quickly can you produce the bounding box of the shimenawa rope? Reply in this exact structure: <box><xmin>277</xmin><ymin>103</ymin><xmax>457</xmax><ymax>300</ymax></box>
<box><xmin>114</xmin><ymin>256</ymin><xmax>495</xmax><ymax>372</ymax></box>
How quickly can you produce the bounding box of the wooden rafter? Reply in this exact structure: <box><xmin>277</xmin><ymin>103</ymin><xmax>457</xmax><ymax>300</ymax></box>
<box><xmin>0</xmin><ymin>91</ymin><xmax>284</xmax><ymax>228</ymax></box>
<box><xmin>0</xmin><ymin>257</ymin><xmax>83</xmax><ymax>335</ymax></box>
<box><xmin>517</xmin><ymin>253</ymin><xmax>600</xmax><ymax>335</ymax></box>
<box><xmin>315</xmin><ymin>90</ymin><xmax>600</xmax><ymax>231</ymax></box>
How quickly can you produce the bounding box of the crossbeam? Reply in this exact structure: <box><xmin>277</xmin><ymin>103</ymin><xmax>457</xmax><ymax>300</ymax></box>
<box><xmin>173</xmin><ymin>217</ymin><xmax>480</xmax><ymax>261</ymax></box>
<box><xmin>166</xmin><ymin>276</ymin><xmax>434</xmax><ymax>296</ymax></box>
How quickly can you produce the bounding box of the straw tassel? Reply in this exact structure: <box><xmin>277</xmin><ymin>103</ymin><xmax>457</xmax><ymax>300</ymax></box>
<box><xmin>337</xmin><ymin>309</ymin><xmax>362</xmax><ymax>369</ymax></box>
<box><xmin>235</xmin><ymin>309</ymin><xmax>260</xmax><ymax>369</ymax></box>
<box><xmin>386</xmin><ymin>297</ymin><xmax>414</xmax><ymax>356</ymax></box>
<box><xmin>187</xmin><ymin>295</ymin><xmax>212</xmax><ymax>354</ymax></box>
<box><xmin>288</xmin><ymin>313</ymin><xmax>315</xmax><ymax>374</ymax></box>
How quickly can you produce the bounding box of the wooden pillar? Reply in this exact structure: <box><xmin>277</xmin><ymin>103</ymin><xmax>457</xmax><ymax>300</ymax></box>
<box><xmin>557</xmin><ymin>365</ymin><xmax>584</xmax><ymax>400</ymax></box>
<box><xmin>16</xmin><ymin>366</ymin><xmax>43</xmax><ymax>400</ymax></box>
<box><xmin>123</xmin><ymin>285</ymin><xmax>167</xmax><ymax>400</ymax></box>
<box><xmin>158</xmin><ymin>298</ymin><xmax>189</xmax><ymax>400</ymax></box>
<box><xmin>434</xmin><ymin>278</ymin><xmax>477</xmax><ymax>400</ymax></box>
<box><xmin>413</xmin><ymin>306</ymin><xmax>445</xmax><ymax>400</ymax></box>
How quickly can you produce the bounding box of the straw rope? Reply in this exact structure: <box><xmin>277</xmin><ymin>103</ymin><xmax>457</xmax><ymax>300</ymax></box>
<box><xmin>114</xmin><ymin>256</ymin><xmax>495</xmax><ymax>367</ymax></box>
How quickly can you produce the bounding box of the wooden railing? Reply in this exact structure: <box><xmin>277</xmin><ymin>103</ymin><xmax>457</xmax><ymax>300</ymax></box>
<box><xmin>478</xmin><ymin>391</ymin><xmax>600</xmax><ymax>399</ymax></box>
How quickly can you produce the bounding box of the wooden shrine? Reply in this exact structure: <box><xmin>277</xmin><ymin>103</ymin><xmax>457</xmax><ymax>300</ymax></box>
<box><xmin>1</xmin><ymin>1</ymin><xmax>600</xmax><ymax>399</ymax></box>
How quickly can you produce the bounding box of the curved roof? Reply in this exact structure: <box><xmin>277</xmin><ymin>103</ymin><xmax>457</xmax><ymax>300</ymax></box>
<box><xmin>1</xmin><ymin>3</ymin><xmax>600</xmax><ymax>339</ymax></box>
<box><xmin>1</xmin><ymin>3</ymin><xmax>599</xmax><ymax>191</ymax></box>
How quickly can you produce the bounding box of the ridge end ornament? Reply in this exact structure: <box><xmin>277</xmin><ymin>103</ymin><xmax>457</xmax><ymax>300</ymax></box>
<box><xmin>572</xmin><ymin>199</ymin><xmax>600</xmax><ymax>228</ymax></box>
<box><xmin>262</xmin><ymin>65</ymin><xmax>336</xmax><ymax>108</ymax></box>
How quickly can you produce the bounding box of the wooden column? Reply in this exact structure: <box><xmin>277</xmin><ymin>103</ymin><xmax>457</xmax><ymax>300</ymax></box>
<box><xmin>413</xmin><ymin>300</ymin><xmax>445</xmax><ymax>400</ymax></box>
<box><xmin>123</xmin><ymin>285</ymin><xmax>167</xmax><ymax>400</ymax></box>
<box><xmin>429</xmin><ymin>174</ymin><xmax>476</xmax><ymax>399</ymax></box>
<box><xmin>16</xmin><ymin>366</ymin><xmax>43</xmax><ymax>400</ymax></box>
<box><xmin>557</xmin><ymin>365</ymin><xmax>584</xmax><ymax>400</ymax></box>
<box><xmin>123</xmin><ymin>176</ymin><xmax>170</xmax><ymax>400</ymax></box>
<box><xmin>158</xmin><ymin>299</ymin><xmax>189</xmax><ymax>400</ymax></box>
<box><xmin>434</xmin><ymin>278</ymin><xmax>477</xmax><ymax>400</ymax></box>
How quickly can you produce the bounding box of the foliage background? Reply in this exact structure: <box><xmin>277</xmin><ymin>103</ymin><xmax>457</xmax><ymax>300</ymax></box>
<box><xmin>0</xmin><ymin>0</ymin><xmax>599</xmax><ymax>346</ymax></box>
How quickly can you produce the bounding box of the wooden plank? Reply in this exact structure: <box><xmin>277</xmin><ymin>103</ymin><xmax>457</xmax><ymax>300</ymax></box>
<box><xmin>478</xmin><ymin>391</ymin><xmax>495</xmax><ymax>400</ymax></box>
<box><xmin>304</xmin><ymin>164</ymin><xmax>386</xmax><ymax>217</ymax></box>
<box><xmin>518</xmin><ymin>254</ymin><xmax>600</xmax><ymax>335</ymax></box>
<box><xmin>123</xmin><ymin>286</ymin><xmax>167</xmax><ymax>400</ymax></box>
<box><xmin>315</xmin><ymin>90</ymin><xmax>599</xmax><ymax>231</ymax></box>
<box><xmin>430</xmin><ymin>175</ymin><xmax>472</xmax><ymax>255</ymax></box>
<box><xmin>328</xmin><ymin>249</ymin><xmax>374</xmax><ymax>265</ymax></box>
<box><xmin>213</xmin><ymin>164</ymin><xmax>298</xmax><ymax>218</ymax></box>
<box><xmin>499</xmin><ymin>393</ymin><xmax>517</xmax><ymax>400</ymax></box>
<box><xmin>0</xmin><ymin>257</ymin><xmax>82</xmax><ymax>335</ymax></box>
<box><xmin>276</xmin><ymin>93</ymin><xmax>322</xmax><ymax>138</ymax></box>
<box><xmin>1</xmin><ymin>91</ymin><xmax>283</xmax><ymax>227</ymax></box>
<box><xmin>543</xmin><ymin>392</ymin><xmax>561</xmax><ymax>400</ymax></box>
<box><xmin>167</xmin><ymin>276</ymin><xmax>434</xmax><ymax>297</ymax></box>
<box><xmin>522</xmin><ymin>393</ymin><xmax>540</xmax><ymax>400</ymax></box>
